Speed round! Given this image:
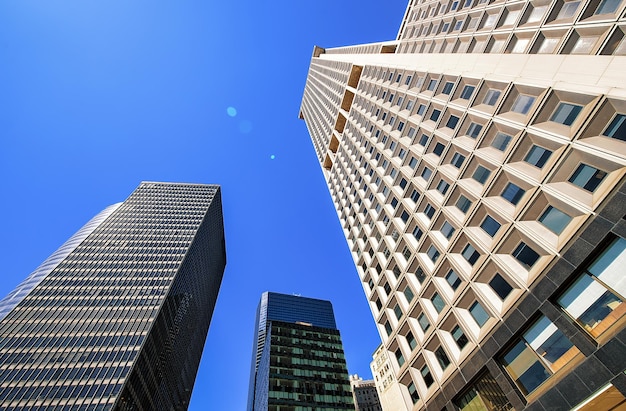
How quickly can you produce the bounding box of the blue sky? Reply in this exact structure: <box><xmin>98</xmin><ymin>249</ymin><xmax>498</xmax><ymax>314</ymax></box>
<box><xmin>0</xmin><ymin>1</ymin><xmax>407</xmax><ymax>409</ymax></box>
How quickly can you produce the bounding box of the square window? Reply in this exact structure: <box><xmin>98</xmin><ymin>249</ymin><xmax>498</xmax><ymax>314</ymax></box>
<box><xmin>436</xmin><ymin>179</ymin><xmax>450</xmax><ymax>195</ymax></box>
<box><xmin>568</xmin><ymin>164</ymin><xmax>606</xmax><ymax>192</ymax></box>
<box><xmin>445</xmin><ymin>269</ymin><xmax>461</xmax><ymax>290</ymax></box>
<box><xmin>421</xmin><ymin>365</ymin><xmax>434</xmax><ymax>387</ymax></box>
<box><xmin>524</xmin><ymin>145</ymin><xmax>552</xmax><ymax>168</ymax></box>
<box><xmin>442</xmin><ymin>81</ymin><xmax>455</xmax><ymax>95</ymax></box>
<box><xmin>595</xmin><ymin>0</ymin><xmax>620</xmax><ymax>14</ymax></box>
<box><xmin>418</xmin><ymin>133</ymin><xmax>430</xmax><ymax>146</ymax></box>
<box><xmin>539</xmin><ymin>206</ymin><xmax>571</xmax><ymax>234</ymax></box>
<box><xmin>511</xmin><ymin>95</ymin><xmax>536</xmax><ymax>114</ymax></box>
<box><xmin>435</xmin><ymin>346</ymin><xmax>451</xmax><ymax>370</ymax></box>
<box><xmin>460</xmin><ymin>85</ymin><xmax>475</xmax><ymax>100</ymax></box>
<box><xmin>394</xmin><ymin>305</ymin><xmax>403</xmax><ymax>321</ymax></box>
<box><xmin>480</xmin><ymin>215</ymin><xmax>501</xmax><ymax>237</ymax></box>
<box><xmin>550</xmin><ymin>102</ymin><xmax>583</xmax><ymax>126</ymax></box>
<box><xmin>467</xmin><ymin>122</ymin><xmax>483</xmax><ymax>138</ymax></box>
<box><xmin>418</xmin><ymin>313</ymin><xmax>430</xmax><ymax>331</ymax></box>
<box><xmin>462</xmin><ymin>244</ymin><xmax>480</xmax><ymax>265</ymax></box>
<box><xmin>405</xmin><ymin>75</ymin><xmax>413</xmax><ymax>86</ymax></box>
<box><xmin>408</xmin><ymin>382</ymin><xmax>420</xmax><ymax>403</ymax></box>
<box><xmin>469</xmin><ymin>301</ymin><xmax>489</xmax><ymax>327</ymax></box>
<box><xmin>404</xmin><ymin>286</ymin><xmax>415</xmax><ymax>303</ymax></box>
<box><xmin>401</xmin><ymin>210</ymin><xmax>410</xmax><ymax>223</ymax></box>
<box><xmin>428</xmin><ymin>79</ymin><xmax>438</xmax><ymax>91</ymax></box>
<box><xmin>424</xmin><ymin>204</ymin><xmax>436</xmax><ymax>218</ymax></box>
<box><xmin>384</xmin><ymin>282</ymin><xmax>392</xmax><ymax>295</ymax></box>
<box><xmin>441</xmin><ymin>221</ymin><xmax>455</xmax><ymax>239</ymax></box>
<box><xmin>430</xmin><ymin>109</ymin><xmax>442</xmax><ymax>121</ymax></box>
<box><xmin>451</xmin><ymin>153</ymin><xmax>465</xmax><ymax>168</ymax></box>
<box><xmin>384</xmin><ymin>321</ymin><xmax>393</xmax><ymax>336</ymax></box>
<box><xmin>395</xmin><ymin>348</ymin><xmax>405</xmax><ymax>366</ymax></box>
<box><xmin>603</xmin><ymin>114</ymin><xmax>626</xmax><ymax>141</ymax></box>
<box><xmin>433</xmin><ymin>142</ymin><xmax>445</xmax><ymax>156</ymax></box>
<box><xmin>417</xmin><ymin>104</ymin><xmax>427</xmax><ymax>116</ymax></box>
<box><xmin>513</xmin><ymin>242</ymin><xmax>540</xmax><ymax>269</ymax></box>
<box><xmin>410</xmin><ymin>189</ymin><xmax>420</xmax><ymax>202</ymax></box>
<box><xmin>409</xmin><ymin>158</ymin><xmax>418</xmax><ymax>169</ymax></box>
<box><xmin>375</xmin><ymin>298</ymin><xmax>382</xmax><ymax>310</ymax></box>
<box><xmin>400</xmin><ymin>178</ymin><xmax>408</xmax><ymax>189</ymax></box>
<box><xmin>483</xmin><ymin>89</ymin><xmax>501</xmax><ymax>106</ymax></box>
<box><xmin>472</xmin><ymin>165</ymin><xmax>491</xmax><ymax>184</ymax></box>
<box><xmin>427</xmin><ymin>245</ymin><xmax>441</xmax><ymax>263</ymax></box>
<box><xmin>489</xmin><ymin>273</ymin><xmax>513</xmax><ymax>299</ymax></box>
<box><xmin>501</xmin><ymin>182</ymin><xmax>525</xmax><ymax>205</ymax></box>
<box><xmin>432</xmin><ymin>293</ymin><xmax>446</xmax><ymax>313</ymax></box>
<box><xmin>413</xmin><ymin>226</ymin><xmax>423</xmax><ymax>240</ymax></box>
<box><xmin>456</xmin><ymin>195</ymin><xmax>472</xmax><ymax>213</ymax></box>
<box><xmin>446</xmin><ymin>115</ymin><xmax>460</xmax><ymax>129</ymax></box>
<box><xmin>557</xmin><ymin>0</ymin><xmax>580</xmax><ymax>19</ymax></box>
<box><xmin>406</xmin><ymin>331</ymin><xmax>417</xmax><ymax>350</ymax></box>
<box><xmin>491</xmin><ymin>132</ymin><xmax>513</xmax><ymax>151</ymax></box>
<box><xmin>452</xmin><ymin>325</ymin><xmax>468</xmax><ymax>348</ymax></box>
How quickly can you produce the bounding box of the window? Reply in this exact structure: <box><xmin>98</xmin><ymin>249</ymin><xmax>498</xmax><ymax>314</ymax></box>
<box><xmin>467</xmin><ymin>122</ymin><xmax>483</xmax><ymax>138</ymax></box>
<box><xmin>400</xmin><ymin>178</ymin><xmax>408</xmax><ymax>189</ymax></box>
<box><xmin>433</xmin><ymin>142</ymin><xmax>445</xmax><ymax>156</ymax></box>
<box><xmin>557</xmin><ymin>0</ymin><xmax>580</xmax><ymax>19</ymax></box>
<box><xmin>442</xmin><ymin>81</ymin><xmax>454</xmax><ymax>95</ymax></box>
<box><xmin>435</xmin><ymin>347</ymin><xmax>451</xmax><ymax>370</ymax></box>
<box><xmin>569</xmin><ymin>164</ymin><xmax>606</xmax><ymax>192</ymax></box>
<box><xmin>436</xmin><ymin>180</ymin><xmax>450</xmax><ymax>195</ymax></box>
<box><xmin>595</xmin><ymin>0</ymin><xmax>620</xmax><ymax>14</ymax></box>
<box><xmin>428</xmin><ymin>79</ymin><xmax>438</xmax><ymax>91</ymax></box>
<box><xmin>416</xmin><ymin>267</ymin><xmax>427</xmax><ymax>284</ymax></box>
<box><xmin>460</xmin><ymin>85</ymin><xmax>475</xmax><ymax>100</ymax></box>
<box><xmin>413</xmin><ymin>226</ymin><xmax>423</xmax><ymax>241</ymax></box>
<box><xmin>408</xmin><ymin>382</ymin><xmax>420</xmax><ymax>404</ymax></box>
<box><xmin>410</xmin><ymin>189</ymin><xmax>419</xmax><ymax>202</ymax></box>
<box><xmin>432</xmin><ymin>293</ymin><xmax>446</xmax><ymax>313</ymax></box>
<box><xmin>483</xmin><ymin>89</ymin><xmax>501</xmax><ymax>106</ymax></box>
<box><xmin>404</xmin><ymin>286</ymin><xmax>415</xmax><ymax>303</ymax></box>
<box><xmin>445</xmin><ymin>269</ymin><xmax>462</xmax><ymax>290</ymax></box>
<box><xmin>454</xmin><ymin>19</ymin><xmax>464</xmax><ymax>31</ymax></box>
<box><xmin>446</xmin><ymin>115</ymin><xmax>460</xmax><ymax>129</ymax></box>
<box><xmin>406</xmin><ymin>331</ymin><xmax>418</xmax><ymax>350</ymax></box>
<box><xmin>469</xmin><ymin>301</ymin><xmax>489</xmax><ymax>327</ymax></box>
<box><xmin>501</xmin><ymin>182</ymin><xmax>525</xmax><ymax>205</ymax></box>
<box><xmin>396</xmin><ymin>348</ymin><xmax>405</xmax><ymax>366</ymax></box>
<box><xmin>451</xmin><ymin>153</ymin><xmax>465</xmax><ymax>168</ymax></box>
<box><xmin>513</xmin><ymin>242</ymin><xmax>540</xmax><ymax>269</ymax></box>
<box><xmin>511</xmin><ymin>95</ymin><xmax>536</xmax><ymax>114</ymax></box>
<box><xmin>384</xmin><ymin>282</ymin><xmax>392</xmax><ymax>295</ymax></box>
<box><xmin>557</xmin><ymin>237</ymin><xmax>626</xmax><ymax>337</ymax></box>
<box><xmin>490</xmin><ymin>273</ymin><xmax>513</xmax><ymax>299</ymax></box>
<box><xmin>603</xmin><ymin>114</ymin><xmax>626</xmax><ymax>141</ymax></box>
<box><xmin>418</xmin><ymin>313</ymin><xmax>430</xmax><ymax>331</ymax></box>
<box><xmin>417</xmin><ymin>104</ymin><xmax>427</xmax><ymax>116</ymax></box>
<box><xmin>480</xmin><ymin>215</ymin><xmax>501</xmax><ymax>237</ymax></box>
<box><xmin>524</xmin><ymin>145</ymin><xmax>552</xmax><ymax>168</ymax></box>
<box><xmin>384</xmin><ymin>321</ymin><xmax>393</xmax><ymax>336</ymax></box>
<box><xmin>398</xmin><ymin>121</ymin><xmax>405</xmax><ymax>131</ymax></box>
<box><xmin>430</xmin><ymin>109</ymin><xmax>442</xmax><ymax>121</ymax></box>
<box><xmin>539</xmin><ymin>206</ymin><xmax>572</xmax><ymax>234</ymax></box>
<box><xmin>405</xmin><ymin>75</ymin><xmax>413</xmax><ymax>86</ymax></box>
<box><xmin>462</xmin><ymin>244</ymin><xmax>480</xmax><ymax>265</ymax></box>
<box><xmin>472</xmin><ymin>166</ymin><xmax>491</xmax><ymax>184</ymax></box>
<box><xmin>418</xmin><ymin>133</ymin><xmax>430</xmax><ymax>146</ymax></box>
<box><xmin>421</xmin><ymin>167</ymin><xmax>433</xmax><ymax>180</ymax></box>
<box><xmin>403</xmin><ymin>246</ymin><xmax>412</xmax><ymax>260</ymax></box>
<box><xmin>441</xmin><ymin>221</ymin><xmax>455</xmax><ymax>239</ymax></box>
<box><xmin>456</xmin><ymin>195</ymin><xmax>472</xmax><ymax>213</ymax></box>
<box><xmin>368</xmin><ymin>278</ymin><xmax>374</xmax><ymax>290</ymax></box>
<box><xmin>409</xmin><ymin>157</ymin><xmax>418</xmax><ymax>169</ymax></box>
<box><xmin>452</xmin><ymin>325</ymin><xmax>469</xmax><ymax>348</ymax></box>
<box><xmin>501</xmin><ymin>316</ymin><xmax>578</xmax><ymax>395</ymax></box>
<box><xmin>550</xmin><ymin>102</ymin><xmax>583</xmax><ymax>126</ymax></box>
<box><xmin>394</xmin><ymin>305</ymin><xmax>404</xmax><ymax>321</ymax></box>
<box><xmin>421</xmin><ymin>365</ymin><xmax>434</xmax><ymax>387</ymax></box>
<box><xmin>406</xmin><ymin>100</ymin><xmax>415</xmax><ymax>111</ymax></box>
<box><xmin>427</xmin><ymin>245</ymin><xmax>441</xmax><ymax>263</ymax></box>
<box><xmin>491</xmin><ymin>132</ymin><xmax>512</xmax><ymax>151</ymax></box>
<box><xmin>396</xmin><ymin>73</ymin><xmax>402</xmax><ymax>83</ymax></box>
<box><xmin>375</xmin><ymin>299</ymin><xmax>382</xmax><ymax>310</ymax></box>
<box><xmin>424</xmin><ymin>204</ymin><xmax>436</xmax><ymax>218</ymax></box>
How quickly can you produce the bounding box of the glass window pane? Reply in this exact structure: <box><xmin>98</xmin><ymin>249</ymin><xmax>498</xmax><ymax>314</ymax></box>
<box><xmin>467</xmin><ymin>122</ymin><xmax>483</xmax><ymax>138</ymax></box>
<box><xmin>603</xmin><ymin>114</ymin><xmax>626</xmax><ymax>141</ymax></box>
<box><xmin>446</xmin><ymin>269</ymin><xmax>462</xmax><ymax>290</ymax></box>
<box><xmin>501</xmin><ymin>182</ymin><xmax>525</xmax><ymax>205</ymax></box>
<box><xmin>432</xmin><ymin>293</ymin><xmax>446</xmax><ymax>313</ymax></box>
<box><xmin>513</xmin><ymin>242</ymin><xmax>540</xmax><ymax>268</ymax></box>
<box><xmin>460</xmin><ymin>85</ymin><xmax>475</xmax><ymax>99</ymax></box>
<box><xmin>539</xmin><ymin>206</ymin><xmax>572</xmax><ymax>234</ymax></box>
<box><xmin>569</xmin><ymin>164</ymin><xmax>606</xmax><ymax>192</ymax></box>
<box><xmin>404</xmin><ymin>286</ymin><xmax>415</xmax><ymax>303</ymax></box>
<box><xmin>452</xmin><ymin>325</ymin><xmax>469</xmax><ymax>348</ymax></box>
<box><xmin>511</xmin><ymin>94</ymin><xmax>536</xmax><ymax>114</ymax></box>
<box><xmin>442</xmin><ymin>82</ymin><xmax>454</xmax><ymax>95</ymax></box>
<box><xmin>524</xmin><ymin>145</ymin><xmax>552</xmax><ymax>168</ymax></box>
<box><xmin>483</xmin><ymin>89</ymin><xmax>501</xmax><ymax>105</ymax></box>
<box><xmin>469</xmin><ymin>301</ymin><xmax>489</xmax><ymax>326</ymax></box>
<box><xmin>472</xmin><ymin>166</ymin><xmax>491</xmax><ymax>184</ymax></box>
<box><xmin>489</xmin><ymin>273</ymin><xmax>513</xmax><ymax>299</ymax></box>
<box><xmin>435</xmin><ymin>347</ymin><xmax>451</xmax><ymax>370</ymax></box>
<box><xmin>550</xmin><ymin>102</ymin><xmax>583</xmax><ymax>126</ymax></box>
<box><xmin>456</xmin><ymin>195</ymin><xmax>472</xmax><ymax>213</ymax></box>
<box><xmin>419</xmin><ymin>313</ymin><xmax>430</xmax><ymax>331</ymax></box>
<box><xmin>588</xmin><ymin>237</ymin><xmax>626</xmax><ymax>297</ymax></box>
<box><xmin>491</xmin><ymin>132</ymin><xmax>513</xmax><ymax>151</ymax></box>
<box><xmin>480</xmin><ymin>215</ymin><xmax>501</xmax><ymax>237</ymax></box>
<box><xmin>595</xmin><ymin>0</ymin><xmax>620</xmax><ymax>14</ymax></box>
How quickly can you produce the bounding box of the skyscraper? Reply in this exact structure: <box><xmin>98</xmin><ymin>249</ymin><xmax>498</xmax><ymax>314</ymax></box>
<box><xmin>299</xmin><ymin>1</ymin><xmax>626</xmax><ymax>409</ymax></box>
<box><xmin>247</xmin><ymin>292</ymin><xmax>354</xmax><ymax>411</ymax></box>
<box><xmin>0</xmin><ymin>181</ymin><xmax>226</xmax><ymax>410</ymax></box>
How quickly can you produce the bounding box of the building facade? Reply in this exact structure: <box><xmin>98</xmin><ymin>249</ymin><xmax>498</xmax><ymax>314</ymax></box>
<box><xmin>299</xmin><ymin>1</ymin><xmax>626</xmax><ymax>409</ymax></box>
<box><xmin>0</xmin><ymin>181</ymin><xmax>226</xmax><ymax>410</ymax></box>
<box><xmin>248</xmin><ymin>292</ymin><xmax>354</xmax><ymax>411</ymax></box>
<box><xmin>350</xmin><ymin>374</ymin><xmax>382</xmax><ymax>411</ymax></box>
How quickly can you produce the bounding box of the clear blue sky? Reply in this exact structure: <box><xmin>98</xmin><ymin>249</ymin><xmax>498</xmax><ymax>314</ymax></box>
<box><xmin>0</xmin><ymin>1</ymin><xmax>407</xmax><ymax>409</ymax></box>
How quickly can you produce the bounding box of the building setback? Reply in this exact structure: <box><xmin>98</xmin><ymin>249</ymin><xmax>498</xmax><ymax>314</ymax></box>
<box><xmin>299</xmin><ymin>0</ymin><xmax>626</xmax><ymax>409</ymax></box>
<box><xmin>248</xmin><ymin>292</ymin><xmax>354</xmax><ymax>411</ymax></box>
<box><xmin>0</xmin><ymin>181</ymin><xmax>226</xmax><ymax>410</ymax></box>
<box><xmin>350</xmin><ymin>374</ymin><xmax>382</xmax><ymax>411</ymax></box>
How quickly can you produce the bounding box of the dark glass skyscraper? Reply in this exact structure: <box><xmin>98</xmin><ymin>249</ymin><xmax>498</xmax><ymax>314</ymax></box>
<box><xmin>0</xmin><ymin>182</ymin><xmax>226</xmax><ymax>411</ymax></box>
<box><xmin>247</xmin><ymin>292</ymin><xmax>353</xmax><ymax>411</ymax></box>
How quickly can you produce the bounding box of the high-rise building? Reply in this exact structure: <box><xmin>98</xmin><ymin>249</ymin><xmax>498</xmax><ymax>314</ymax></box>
<box><xmin>299</xmin><ymin>0</ymin><xmax>626</xmax><ymax>409</ymax></box>
<box><xmin>0</xmin><ymin>181</ymin><xmax>226</xmax><ymax>410</ymax></box>
<box><xmin>350</xmin><ymin>374</ymin><xmax>382</xmax><ymax>411</ymax></box>
<box><xmin>247</xmin><ymin>292</ymin><xmax>354</xmax><ymax>411</ymax></box>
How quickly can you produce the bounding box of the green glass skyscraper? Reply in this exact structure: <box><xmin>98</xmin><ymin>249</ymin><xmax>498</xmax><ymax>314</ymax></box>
<box><xmin>0</xmin><ymin>182</ymin><xmax>226</xmax><ymax>410</ymax></box>
<box><xmin>247</xmin><ymin>292</ymin><xmax>354</xmax><ymax>411</ymax></box>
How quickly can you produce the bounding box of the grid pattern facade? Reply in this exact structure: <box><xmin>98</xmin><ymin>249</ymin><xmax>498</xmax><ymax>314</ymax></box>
<box><xmin>0</xmin><ymin>182</ymin><xmax>226</xmax><ymax>411</ymax></box>
<box><xmin>248</xmin><ymin>293</ymin><xmax>352</xmax><ymax>411</ymax></box>
<box><xmin>299</xmin><ymin>1</ymin><xmax>626</xmax><ymax>409</ymax></box>
<box><xmin>350</xmin><ymin>376</ymin><xmax>383</xmax><ymax>411</ymax></box>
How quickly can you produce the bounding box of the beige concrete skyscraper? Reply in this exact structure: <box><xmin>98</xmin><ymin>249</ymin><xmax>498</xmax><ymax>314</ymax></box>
<box><xmin>300</xmin><ymin>1</ymin><xmax>626</xmax><ymax>410</ymax></box>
